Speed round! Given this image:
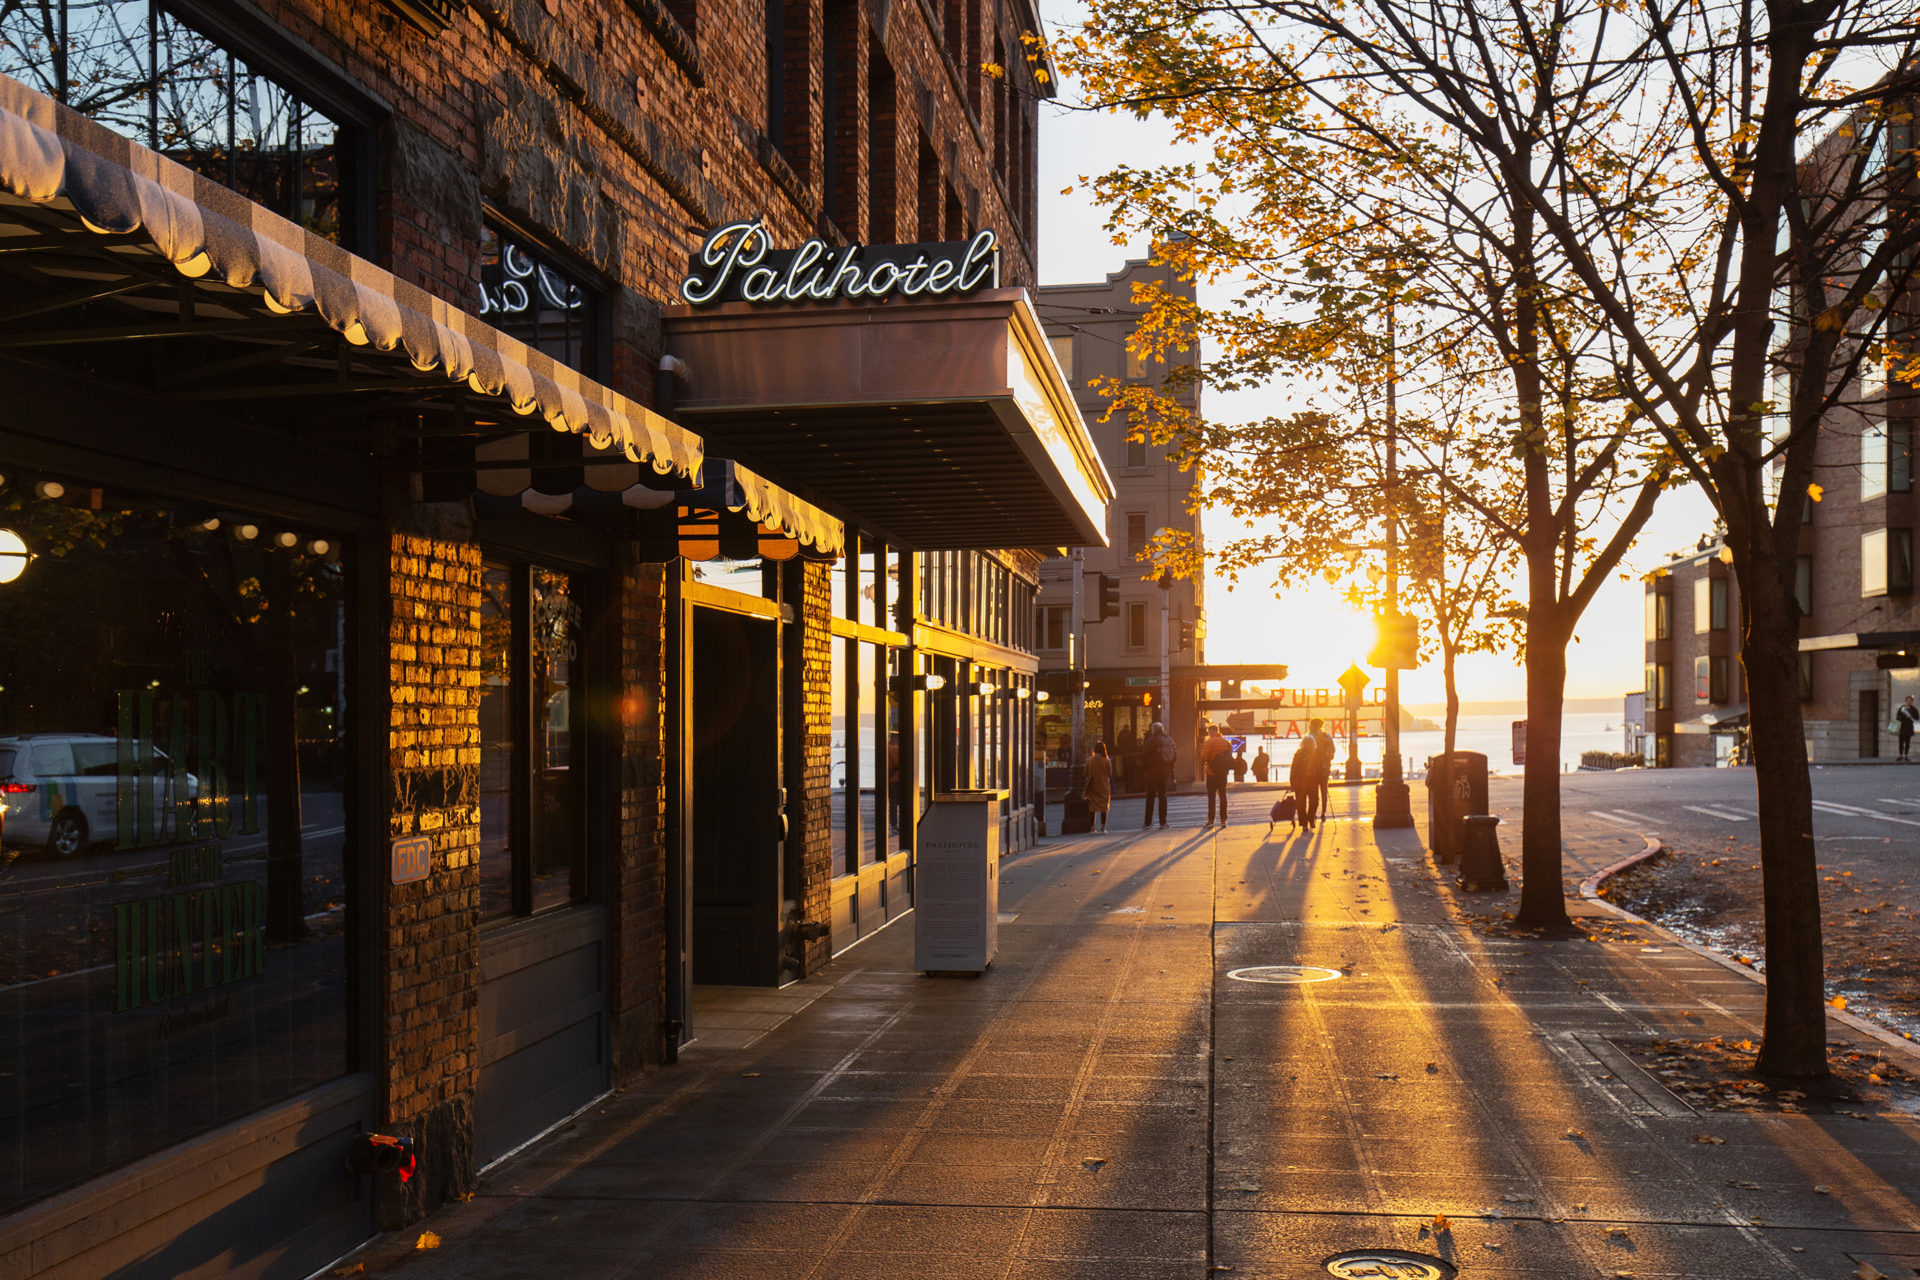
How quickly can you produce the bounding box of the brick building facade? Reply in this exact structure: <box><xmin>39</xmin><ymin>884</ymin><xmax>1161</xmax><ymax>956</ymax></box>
<box><xmin>0</xmin><ymin>0</ymin><xmax>1107</xmax><ymax>1270</ymax></box>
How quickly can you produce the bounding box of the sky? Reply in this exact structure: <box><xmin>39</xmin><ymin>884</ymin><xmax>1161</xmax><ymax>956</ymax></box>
<box><xmin>1029</xmin><ymin>9</ymin><xmax>1720</xmax><ymax>706</ymax></box>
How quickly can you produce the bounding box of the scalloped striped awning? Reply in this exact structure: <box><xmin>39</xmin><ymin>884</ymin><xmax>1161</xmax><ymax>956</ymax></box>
<box><xmin>0</xmin><ymin>71</ymin><xmax>701</xmax><ymax>478</ymax></box>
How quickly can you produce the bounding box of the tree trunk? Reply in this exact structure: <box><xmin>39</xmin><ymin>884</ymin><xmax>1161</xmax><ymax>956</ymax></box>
<box><xmin>1737</xmin><ymin>543</ymin><xmax>1830</xmax><ymax>1078</ymax></box>
<box><xmin>1443</xmin><ymin>646</ymin><xmax>1459</xmax><ymax>758</ymax></box>
<box><xmin>1515</xmin><ymin>604</ymin><xmax>1572</xmax><ymax>931</ymax></box>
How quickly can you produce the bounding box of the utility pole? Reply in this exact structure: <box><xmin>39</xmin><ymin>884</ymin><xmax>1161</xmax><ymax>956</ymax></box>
<box><xmin>1071</xmin><ymin>546</ymin><xmax>1087</xmax><ymax>773</ymax></box>
<box><xmin>1376</xmin><ymin>278</ymin><xmax>1415</xmax><ymax>828</ymax></box>
<box><xmin>1158</xmin><ymin>573</ymin><xmax>1172</xmax><ymax>722</ymax></box>
<box><xmin>1060</xmin><ymin>546</ymin><xmax>1093</xmax><ymax>833</ymax></box>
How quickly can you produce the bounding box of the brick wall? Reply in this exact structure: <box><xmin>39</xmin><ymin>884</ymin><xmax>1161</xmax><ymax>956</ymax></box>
<box><xmin>610</xmin><ymin>551</ymin><xmax>669</xmax><ymax>1075</ymax></box>
<box><xmin>798</xmin><ymin>559</ymin><xmax>834</xmax><ymax>974</ymax></box>
<box><xmin>247</xmin><ymin>0</ymin><xmax>1043</xmax><ymax>421</ymax></box>
<box><xmin>384</xmin><ymin>533</ymin><xmax>483</xmax><ymax>1225</ymax></box>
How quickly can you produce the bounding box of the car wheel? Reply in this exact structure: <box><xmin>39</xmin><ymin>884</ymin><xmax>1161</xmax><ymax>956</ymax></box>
<box><xmin>47</xmin><ymin>809</ymin><xmax>89</xmax><ymax>858</ymax></box>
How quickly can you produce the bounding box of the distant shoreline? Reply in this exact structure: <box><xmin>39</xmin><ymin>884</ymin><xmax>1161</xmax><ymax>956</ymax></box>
<box><xmin>1407</xmin><ymin>696</ymin><xmax>1622</xmax><ymax>717</ymax></box>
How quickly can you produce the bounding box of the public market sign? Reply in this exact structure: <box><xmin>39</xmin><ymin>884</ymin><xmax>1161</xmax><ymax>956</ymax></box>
<box><xmin>681</xmin><ymin>218</ymin><xmax>1001</xmax><ymax>306</ymax></box>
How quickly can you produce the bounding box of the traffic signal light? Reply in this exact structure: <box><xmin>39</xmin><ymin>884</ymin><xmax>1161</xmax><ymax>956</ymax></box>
<box><xmin>1367</xmin><ymin>610</ymin><xmax>1420</xmax><ymax>669</ymax></box>
<box><xmin>1097</xmin><ymin>572</ymin><xmax>1120</xmax><ymax>620</ymax></box>
<box><xmin>1176</xmin><ymin>620</ymin><xmax>1195</xmax><ymax>651</ymax></box>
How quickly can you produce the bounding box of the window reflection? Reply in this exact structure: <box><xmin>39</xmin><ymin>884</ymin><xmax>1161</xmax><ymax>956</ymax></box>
<box><xmin>0</xmin><ymin>2</ymin><xmax>347</xmax><ymax>240</ymax></box>
<box><xmin>0</xmin><ymin>473</ymin><xmax>351</xmax><ymax>1211</ymax></box>
<box><xmin>478</xmin><ymin>227</ymin><xmax>598</xmax><ymax>376</ymax></box>
<box><xmin>478</xmin><ymin>562</ymin><xmax>586</xmax><ymax>919</ymax></box>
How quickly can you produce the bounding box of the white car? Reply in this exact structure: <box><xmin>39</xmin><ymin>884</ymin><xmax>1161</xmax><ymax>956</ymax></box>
<box><xmin>0</xmin><ymin>734</ymin><xmax>198</xmax><ymax>858</ymax></box>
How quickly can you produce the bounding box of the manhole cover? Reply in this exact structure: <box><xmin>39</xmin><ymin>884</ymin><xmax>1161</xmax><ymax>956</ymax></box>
<box><xmin>1323</xmin><ymin>1249</ymin><xmax>1456</xmax><ymax>1279</ymax></box>
<box><xmin>1227</xmin><ymin>965</ymin><xmax>1342</xmax><ymax>984</ymax></box>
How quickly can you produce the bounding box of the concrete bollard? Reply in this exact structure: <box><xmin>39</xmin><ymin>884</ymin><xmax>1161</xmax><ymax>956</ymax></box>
<box><xmin>1457</xmin><ymin>814</ymin><xmax>1509</xmax><ymax>892</ymax></box>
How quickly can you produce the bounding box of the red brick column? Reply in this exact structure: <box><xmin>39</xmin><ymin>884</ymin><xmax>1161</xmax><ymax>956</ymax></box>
<box><xmin>799</xmin><ymin>559</ymin><xmax>834</xmax><ymax>974</ymax></box>
<box><xmin>610</xmin><ymin>551</ymin><xmax>670</xmax><ymax>1076</ymax></box>
<box><xmin>383</xmin><ymin>533</ymin><xmax>482</xmax><ymax>1226</ymax></box>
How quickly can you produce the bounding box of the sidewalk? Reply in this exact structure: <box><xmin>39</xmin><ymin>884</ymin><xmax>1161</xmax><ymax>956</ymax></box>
<box><xmin>341</xmin><ymin>788</ymin><xmax>1920</xmax><ymax>1279</ymax></box>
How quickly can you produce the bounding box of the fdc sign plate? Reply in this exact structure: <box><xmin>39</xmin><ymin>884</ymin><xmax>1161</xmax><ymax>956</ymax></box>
<box><xmin>391</xmin><ymin>835</ymin><xmax>432</xmax><ymax>885</ymax></box>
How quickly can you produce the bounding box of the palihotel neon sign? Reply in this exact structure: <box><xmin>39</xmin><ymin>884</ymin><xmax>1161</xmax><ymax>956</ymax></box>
<box><xmin>681</xmin><ymin>218</ymin><xmax>1001</xmax><ymax>306</ymax></box>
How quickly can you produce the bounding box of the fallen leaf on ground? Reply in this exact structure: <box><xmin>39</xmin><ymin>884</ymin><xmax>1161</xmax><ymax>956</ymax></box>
<box><xmin>1690</xmin><ymin>1133</ymin><xmax>1726</xmax><ymax>1144</ymax></box>
<box><xmin>1081</xmin><ymin>1157</ymin><xmax>1107</xmax><ymax>1169</ymax></box>
<box><xmin>1564</xmin><ymin>1128</ymin><xmax>1586</xmax><ymax>1140</ymax></box>
<box><xmin>416</xmin><ymin>1232</ymin><xmax>441</xmax><ymax>1250</ymax></box>
<box><xmin>331</xmin><ymin>1268</ymin><xmax>364</xmax><ymax>1277</ymax></box>
<box><xmin>1432</xmin><ymin>1214</ymin><xmax>1450</xmax><ymax>1234</ymax></box>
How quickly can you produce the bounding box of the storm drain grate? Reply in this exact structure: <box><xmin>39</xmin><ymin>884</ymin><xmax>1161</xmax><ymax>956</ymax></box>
<box><xmin>1227</xmin><ymin>965</ymin><xmax>1342</xmax><ymax>984</ymax></box>
<box><xmin>1322</xmin><ymin>1249</ymin><xmax>1457</xmax><ymax>1278</ymax></box>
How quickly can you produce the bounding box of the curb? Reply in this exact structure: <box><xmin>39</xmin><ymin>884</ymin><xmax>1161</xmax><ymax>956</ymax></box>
<box><xmin>1578</xmin><ymin>836</ymin><xmax>1920</xmax><ymax>1066</ymax></box>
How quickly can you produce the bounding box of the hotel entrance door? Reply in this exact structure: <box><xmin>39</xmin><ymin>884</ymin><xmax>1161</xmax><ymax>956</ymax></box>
<box><xmin>690</xmin><ymin>607</ymin><xmax>784</xmax><ymax>986</ymax></box>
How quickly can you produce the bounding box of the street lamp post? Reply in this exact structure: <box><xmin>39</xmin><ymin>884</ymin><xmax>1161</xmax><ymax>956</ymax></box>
<box><xmin>1375</xmin><ymin>277</ymin><xmax>1415</xmax><ymax>829</ymax></box>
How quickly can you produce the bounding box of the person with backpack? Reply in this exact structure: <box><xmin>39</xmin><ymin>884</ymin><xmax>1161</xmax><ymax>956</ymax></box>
<box><xmin>1140</xmin><ymin>721</ymin><xmax>1175</xmax><ymax>829</ymax></box>
<box><xmin>1202</xmin><ymin>725</ymin><xmax>1232</xmax><ymax>826</ymax></box>
<box><xmin>1289</xmin><ymin>734</ymin><xmax>1322</xmax><ymax>831</ymax></box>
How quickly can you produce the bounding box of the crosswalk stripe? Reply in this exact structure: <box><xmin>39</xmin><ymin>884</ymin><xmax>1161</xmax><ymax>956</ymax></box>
<box><xmin>1813</xmin><ymin>800</ymin><xmax>1920</xmax><ymax>828</ymax></box>
<box><xmin>1683</xmin><ymin>805</ymin><xmax>1748</xmax><ymax>822</ymax></box>
<box><xmin>1587</xmin><ymin>810</ymin><xmax>1655</xmax><ymax>833</ymax></box>
<box><xmin>1611</xmin><ymin>809</ymin><xmax>1658</xmax><ymax>824</ymax></box>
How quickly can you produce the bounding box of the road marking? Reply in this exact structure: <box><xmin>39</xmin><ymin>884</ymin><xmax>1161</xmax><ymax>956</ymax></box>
<box><xmin>1587</xmin><ymin>810</ymin><xmax>1656</xmax><ymax>834</ymax></box>
<box><xmin>1812</xmin><ymin>800</ymin><xmax>1920</xmax><ymax>828</ymax></box>
<box><xmin>1611</xmin><ymin>809</ymin><xmax>1659</xmax><ymax>823</ymax></box>
<box><xmin>1683</xmin><ymin>805</ymin><xmax>1749</xmax><ymax>822</ymax></box>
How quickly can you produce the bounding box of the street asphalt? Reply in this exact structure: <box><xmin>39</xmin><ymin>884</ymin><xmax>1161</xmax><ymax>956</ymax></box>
<box><xmin>341</xmin><ymin>781</ymin><xmax>1920</xmax><ymax>1280</ymax></box>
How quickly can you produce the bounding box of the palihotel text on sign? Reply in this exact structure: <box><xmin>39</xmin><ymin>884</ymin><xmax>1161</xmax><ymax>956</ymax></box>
<box><xmin>681</xmin><ymin>218</ymin><xmax>1001</xmax><ymax>306</ymax></box>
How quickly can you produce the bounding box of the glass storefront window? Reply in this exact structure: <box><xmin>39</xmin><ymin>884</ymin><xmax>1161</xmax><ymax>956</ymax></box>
<box><xmin>830</xmin><ymin>634</ymin><xmax>850</xmax><ymax>873</ymax></box>
<box><xmin>858</xmin><ymin>642</ymin><xmax>877</xmax><ymax>863</ymax></box>
<box><xmin>0</xmin><ymin>474</ymin><xmax>352</xmax><ymax>1212</ymax></box>
<box><xmin>477</xmin><ymin>561</ymin><xmax>585</xmax><ymax>919</ymax></box>
<box><xmin>0</xmin><ymin>2</ymin><xmax>350</xmax><ymax>241</ymax></box>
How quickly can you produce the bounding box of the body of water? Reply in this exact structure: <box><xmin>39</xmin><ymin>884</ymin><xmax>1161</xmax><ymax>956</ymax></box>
<box><xmin>1243</xmin><ymin>711</ymin><xmax>1632</xmax><ymax>778</ymax></box>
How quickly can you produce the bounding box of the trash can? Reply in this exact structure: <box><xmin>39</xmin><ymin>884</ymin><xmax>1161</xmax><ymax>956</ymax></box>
<box><xmin>1423</xmin><ymin>750</ymin><xmax>1488</xmax><ymax>863</ymax></box>
<box><xmin>914</xmin><ymin>790</ymin><xmax>1005</xmax><ymax>973</ymax></box>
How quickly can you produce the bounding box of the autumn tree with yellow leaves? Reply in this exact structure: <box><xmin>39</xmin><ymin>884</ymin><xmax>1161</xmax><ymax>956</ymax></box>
<box><xmin>1061</xmin><ymin>0</ymin><xmax>1920</xmax><ymax>1076</ymax></box>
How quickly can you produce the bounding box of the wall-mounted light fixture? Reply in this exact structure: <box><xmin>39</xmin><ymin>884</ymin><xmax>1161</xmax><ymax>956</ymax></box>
<box><xmin>308</xmin><ymin>539</ymin><xmax>332</xmax><ymax>557</ymax></box>
<box><xmin>0</xmin><ymin>529</ymin><xmax>29</xmax><ymax>584</ymax></box>
<box><xmin>889</xmin><ymin>672</ymin><xmax>950</xmax><ymax>693</ymax></box>
<box><xmin>1035</xmin><ymin>690</ymin><xmax>1051</xmax><ymax>703</ymax></box>
<box><xmin>233</xmin><ymin>523</ymin><xmax>260</xmax><ymax>541</ymax></box>
<box><xmin>33</xmin><ymin>481</ymin><xmax>64</xmax><ymax>501</ymax></box>
<box><xmin>1014</xmin><ymin>687</ymin><xmax>1032</xmax><ymax>700</ymax></box>
<box><xmin>273</xmin><ymin>531</ymin><xmax>299</xmax><ymax>549</ymax></box>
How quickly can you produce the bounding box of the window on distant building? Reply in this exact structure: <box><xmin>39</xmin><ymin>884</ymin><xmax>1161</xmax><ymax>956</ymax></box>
<box><xmin>1049</xmin><ymin>335</ymin><xmax>1075</xmax><ymax>382</ymax></box>
<box><xmin>1126</xmin><ymin>437</ymin><xmax>1149</xmax><ymax>470</ymax></box>
<box><xmin>1864</xmin><ymin>420</ymin><xmax>1889</xmax><ymax>500</ymax></box>
<box><xmin>1692</xmin><ymin>576</ymin><xmax>1726</xmax><ymax>633</ymax></box>
<box><xmin>1645</xmin><ymin>590</ymin><xmax>1671</xmax><ymax>641</ymax></box>
<box><xmin>1126</xmin><ymin>600</ymin><xmax>1147</xmax><ymax>650</ymax></box>
<box><xmin>1126</xmin><ymin>511</ymin><xmax>1150</xmax><ymax>561</ymax></box>
<box><xmin>1696</xmin><ymin>655</ymin><xmax>1729</xmax><ymax>705</ymax></box>
<box><xmin>1038</xmin><ymin>604</ymin><xmax>1067</xmax><ymax>651</ymax></box>
<box><xmin>1860</xmin><ymin>529</ymin><xmax>1911</xmax><ymax>597</ymax></box>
